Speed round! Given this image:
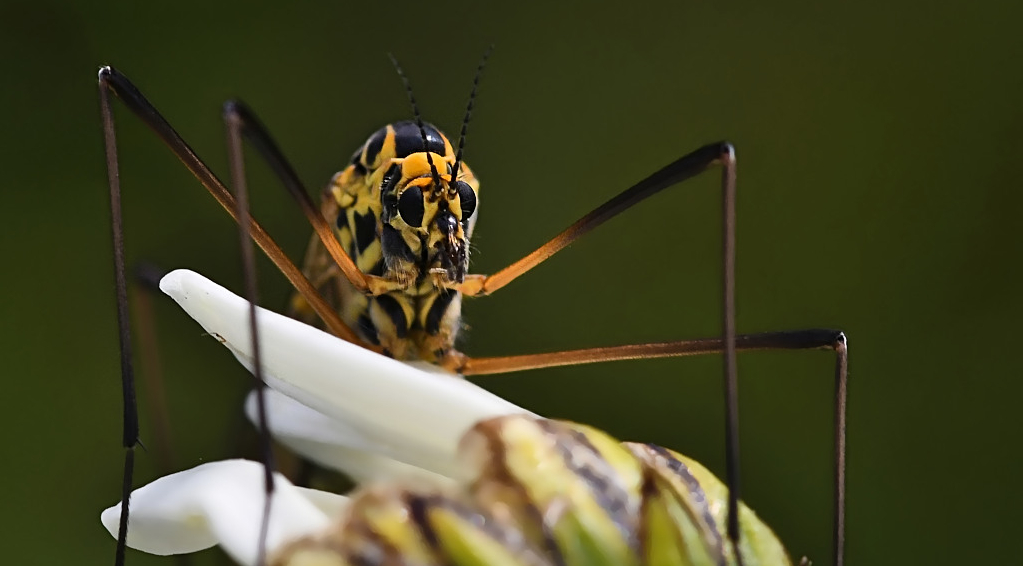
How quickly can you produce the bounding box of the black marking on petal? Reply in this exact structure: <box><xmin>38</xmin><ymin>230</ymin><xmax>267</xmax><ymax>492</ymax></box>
<box><xmin>472</xmin><ymin>418</ymin><xmax>568</xmax><ymax>566</ymax></box>
<box><xmin>539</xmin><ymin>420</ymin><xmax>635</xmax><ymax>545</ymax></box>
<box><xmin>341</xmin><ymin>521</ymin><xmax>404</xmax><ymax>566</ymax></box>
<box><xmin>645</xmin><ymin>444</ymin><xmax>724</xmax><ymax>562</ymax></box>
<box><xmin>408</xmin><ymin>492</ymin><xmax>553</xmax><ymax>565</ymax></box>
<box><xmin>375</xmin><ymin>294</ymin><xmax>408</xmax><ymax>338</ymax></box>
<box><xmin>636</xmin><ymin>467</ymin><xmax>693</xmax><ymax>564</ymax></box>
<box><xmin>353</xmin><ymin>210</ymin><xmax>377</xmax><ymax>253</ymax></box>
<box><xmin>406</xmin><ymin>494</ymin><xmax>441</xmax><ymax>550</ymax></box>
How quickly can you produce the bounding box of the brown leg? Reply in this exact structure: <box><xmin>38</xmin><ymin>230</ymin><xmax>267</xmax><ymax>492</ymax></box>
<box><xmin>452</xmin><ymin>143</ymin><xmax>737</xmax><ymax>297</ymax></box>
<box><xmin>220</xmin><ymin>101</ymin><xmax>401</xmax><ymax>297</ymax></box>
<box><xmin>456</xmin><ymin>329</ymin><xmax>845</xmax><ymax>375</ymax></box>
<box><xmin>97</xmin><ymin>66</ymin><xmax>362</xmax><ymax>346</ymax></box>
<box><xmin>99</xmin><ymin>66</ymin><xmax>365</xmax><ymax>566</ymax></box>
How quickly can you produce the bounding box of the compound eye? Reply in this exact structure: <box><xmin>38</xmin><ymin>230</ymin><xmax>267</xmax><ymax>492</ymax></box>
<box><xmin>397</xmin><ymin>185</ymin><xmax>425</xmax><ymax>227</ymax></box>
<box><xmin>454</xmin><ymin>181</ymin><xmax>476</xmax><ymax>218</ymax></box>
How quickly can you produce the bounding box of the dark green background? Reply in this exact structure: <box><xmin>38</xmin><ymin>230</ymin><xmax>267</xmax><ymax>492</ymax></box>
<box><xmin>3</xmin><ymin>1</ymin><xmax>1021</xmax><ymax>564</ymax></box>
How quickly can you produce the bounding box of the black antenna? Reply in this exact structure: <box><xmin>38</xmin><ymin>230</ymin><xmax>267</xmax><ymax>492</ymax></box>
<box><xmin>451</xmin><ymin>46</ymin><xmax>493</xmax><ymax>185</ymax></box>
<box><xmin>388</xmin><ymin>54</ymin><xmax>442</xmax><ymax>189</ymax></box>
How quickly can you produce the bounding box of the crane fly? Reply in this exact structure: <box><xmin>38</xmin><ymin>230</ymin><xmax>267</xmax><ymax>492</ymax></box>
<box><xmin>98</xmin><ymin>52</ymin><xmax>848</xmax><ymax>566</ymax></box>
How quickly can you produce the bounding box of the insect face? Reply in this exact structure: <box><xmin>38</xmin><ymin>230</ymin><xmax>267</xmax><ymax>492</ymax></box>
<box><xmin>383</xmin><ymin>151</ymin><xmax>478</xmax><ymax>285</ymax></box>
<box><xmin>319</xmin><ymin>120</ymin><xmax>480</xmax><ymax>362</ymax></box>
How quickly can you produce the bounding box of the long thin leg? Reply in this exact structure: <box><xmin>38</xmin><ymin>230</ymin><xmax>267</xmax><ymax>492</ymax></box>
<box><xmin>833</xmin><ymin>336</ymin><xmax>848</xmax><ymax>566</ymax></box>
<box><xmin>459</xmin><ymin>329</ymin><xmax>845</xmax><ymax>374</ymax></box>
<box><xmin>461</xmin><ymin>329</ymin><xmax>848</xmax><ymax>566</ymax></box>
<box><xmin>721</xmin><ymin>146</ymin><xmax>741</xmax><ymax>566</ymax></box>
<box><xmin>99</xmin><ymin>67</ymin><xmax>138</xmax><ymax>566</ymax></box>
<box><xmin>225</xmin><ymin>102</ymin><xmax>274</xmax><ymax>566</ymax></box>
<box><xmin>96</xmin><ymin>66</ymin><xmax>364</xmax><ymax>346</ymax></box>
<box><xmin>452</xmin><ymin>142</ymin><xmax>736</xmax><ymax>297</ymax></box>
<box><xmin>220</xmin><ymin>100</ymin><xmax>400</xmax><ymax>296</ymax></box>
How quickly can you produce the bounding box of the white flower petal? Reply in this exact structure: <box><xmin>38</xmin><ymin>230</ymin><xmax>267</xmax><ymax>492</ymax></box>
<box><xmin>160</xmin><ymin>269</ymin><xmax>531</xmax><ymax>479</ymax></box>
<box><xmin>245</xmin><ymin>389</ymin><xmax>456</xmax><ymax>486</ymax></box>
<box><xmin>100</xmin><ymin>460</ymin><xmax>344</xmax><ymax>566</ymax></box>
<box><xmin>294</xmin><ymin>486</ymin><xmax>349</xmax><ymax>517</ymax></box>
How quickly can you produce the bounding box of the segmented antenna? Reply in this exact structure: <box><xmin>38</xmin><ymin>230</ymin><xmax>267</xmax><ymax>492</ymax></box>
<box><xmin>388</xmin><ymin>54</ymin><xmax>442</xmax><ymax>189</ymax></box>
<box><xmin>451</xmin><ymin>46</ymin><xmax>493</xmax><ymax>185</ymax></box>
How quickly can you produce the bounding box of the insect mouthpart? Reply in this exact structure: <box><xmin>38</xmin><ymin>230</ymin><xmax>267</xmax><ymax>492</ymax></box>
<box><xmin>430</xmin><ymin>209</ymin><xmax>468</xmax><ymax>283</ymax></box>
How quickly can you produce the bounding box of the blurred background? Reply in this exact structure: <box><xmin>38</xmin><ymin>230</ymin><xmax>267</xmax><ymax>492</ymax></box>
<box><xmin>2</xmin><ymin>0</ymin><xmax>1021</xmax><ymax>564</ymax></box>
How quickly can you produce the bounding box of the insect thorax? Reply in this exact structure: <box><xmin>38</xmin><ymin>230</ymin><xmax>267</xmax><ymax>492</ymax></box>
<box><xmin>294</xmin><ymin>121</ymin><xmax>480</xmax><ymax>363</ymax></box>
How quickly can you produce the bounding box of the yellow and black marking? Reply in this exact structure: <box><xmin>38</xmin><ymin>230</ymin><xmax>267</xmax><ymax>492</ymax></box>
<box><xmin>269</xmin><ymin>415</ymin><xmax>795</xmax><ymax>566</ymax></box>
<box><xmin>293</xmin><ymin>120</ymin><xmax>480</xmax><ymax>362</ymax></box>
<box><xmin>100</xmin><ymin>56</ymin><xmax>849</xmax><ymax>566</ymax></box>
